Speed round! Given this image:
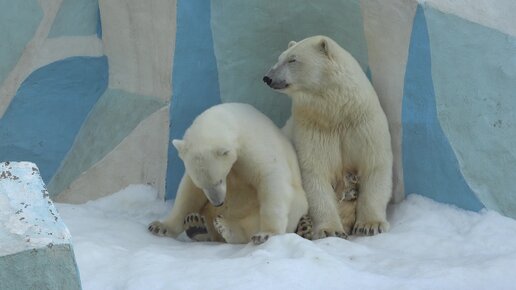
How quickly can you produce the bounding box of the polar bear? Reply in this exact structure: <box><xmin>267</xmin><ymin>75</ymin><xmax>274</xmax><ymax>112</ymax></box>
<box><xmin>148</xmin><ymin>103</ymin><xmax>308</xmax><ymax>244</ymax></box>
<box><xmin>263</xmin><ymin>35</ymin><xmax>393</xmax><ymax>238</ymax></box>
<box><xmin>295</xmin><ymin>172</ymin><xmax>359</xmax><ymax>239</ymax></box>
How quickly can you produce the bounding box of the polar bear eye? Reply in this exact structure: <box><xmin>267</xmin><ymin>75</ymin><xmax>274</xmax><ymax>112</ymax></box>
<box><xmin>216</xmin><ymin>148</ymin><xmax>230</xmax><ymax>157</ymax></box>
<box><xmin>288</xmin><ymin>58</ymin><xmax>296</xmax><ymax>64</ymax></box>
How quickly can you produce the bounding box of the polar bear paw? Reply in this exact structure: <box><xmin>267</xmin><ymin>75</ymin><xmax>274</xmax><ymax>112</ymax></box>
<box><xmin>213</xmin><ymin>215</ymin><xmax>232</xmax><ymax>242</ymax></box>
<box><xmin>340</xmin><ymin>173</ymin><xmax>359</xmax><ymax>202</ymax></box>
<box><xmin>295</xmin><ymin>214</ymin><xmax>313</xmax><ymax>240</ymax></box>
<box><xmin>148</xmin><ymin>221</ymin><xmax>175</xmax><ymax>237</ymax></box>
<box><xmin>184</xmin><ymin>213</ymin><xmax>211</xmax><ymax>242</ymax></box>
<box><xmin>251</xmin><ymin>232</ymin><xmax>272</xmax><ymax>245</ymax></box>
<box><xmin>341</xmin><ymin>189</ymin><xmax>358</xmax><ymax>201</ymax></box>
<box><xmin>352</xmin><ymin>221</ymin><xmax>389</xmax><ymax>236</ymax></box>
<box><xmin>314</xmin><ymin>228</ymin><xmax>348</xmax><ymax>240</ymax></box>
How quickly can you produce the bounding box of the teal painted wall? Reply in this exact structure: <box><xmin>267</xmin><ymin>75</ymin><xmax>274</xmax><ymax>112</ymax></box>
<box><xmin>49</xmin><ymin>0</ymin><xmax>100</xmax><ymax>37</ymax></box>
<box><xmin>402</xmin><ymin>5</ymin><xmax>484</xmax><ymax>212</ymax></box>
<box><xmin>211</xmin><ymin>0</ymin><xmax>369</xmax><ymax>127</ymax></box>
<box><xmin>0</xmin><ymin>56</ymin><xmax>108</xmax><ymax>183</ymax></box>
<box><xmin>49</xmin><ymin>89</ymin><xmax>166</xmax><ymax>195</ymax></box>
<box><xmin>426</xmin><ymin>7</ymin><xmax>516</xmax><ymax>217</ymax></box>
<box><xmin>0</xmin><ymin>0</ymin><xmax>42</xmax><ymax>86</ymax></box>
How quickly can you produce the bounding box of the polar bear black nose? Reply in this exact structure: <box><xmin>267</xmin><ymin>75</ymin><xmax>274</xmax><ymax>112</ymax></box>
<box><xmin>263</xmin><ymin>76</ymin><xmax>272</xmax><ymax>86</ymax></box>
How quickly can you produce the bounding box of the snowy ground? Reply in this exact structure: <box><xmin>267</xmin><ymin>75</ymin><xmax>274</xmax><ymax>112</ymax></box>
<box><xmin>56</xmin><ymin>185</ymin><xmax>516</xmax><ymax>290</ymax></box>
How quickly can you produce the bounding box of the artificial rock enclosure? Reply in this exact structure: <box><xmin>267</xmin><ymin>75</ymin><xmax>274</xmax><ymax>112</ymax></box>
<box><xmin>1</xmin><ymin>1</ymin><xmax>515</xmax><ymax>288</ymax></box>
<box><xmin>1</xmin><ymin>1</ymin><xmax>515</xmax><ymax>217</ymax></box>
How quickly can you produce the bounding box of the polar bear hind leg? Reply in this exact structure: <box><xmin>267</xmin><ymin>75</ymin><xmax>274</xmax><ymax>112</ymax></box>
<box><xmin>184</xmin><ymin>213</ymin><xmax>211</xmax><ymax>242</ymax></box>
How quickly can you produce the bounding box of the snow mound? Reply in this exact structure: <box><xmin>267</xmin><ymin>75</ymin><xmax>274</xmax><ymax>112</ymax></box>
<box><xmin>56</xmin><ymin>186</ymin><xmax>516</xmax><ymax>290</ymax></box>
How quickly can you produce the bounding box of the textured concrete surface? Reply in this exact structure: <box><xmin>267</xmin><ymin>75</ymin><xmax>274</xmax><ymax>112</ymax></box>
<box><xmin>402</xmin><ymin>5</ymin><xmax>484</xmax><ymax>211</ymax></box>
<box><xmin>99</xmin><ymin>0</ymin><xmax>176</xmax><ymax>101</ymax></box>
<box><xmin>0</xmin><ymin>162</ymin><xmax>81</xmax><ymax>290</ymax></box>
<box><xmin>0</xmin><ymin>0</ymin><xmax>62</xmax><ymax>118</ymax></box>
<box><xmin>0</xmin><ymin>0</ymin><xmax>42</xmax><ymax>90</ymax></box>
<box><xmin>427</xmin><ymin>6</ymin><xmax>516</xmax><ymax>217</ymax></box>
<box><xmin>54</xmin><ymin>107</ymin><xmax>170</xmax><ymax>203</ymax></box>
<box><xmin>211</xmin><ymin>0</ymin><xmax>369</xmax><ymax>126</ymax></box>
<box><xmin>360</xmin><ymin>0</ymin><xmax>418</xmax><ymax>202</ymax></box>
<box><xmin>167</xmin><ymin>0</ymin><xmax>221</xmax><ymax>200</ymax></box>
<box><xmin>0</xmin><ymin>56</ymin><xmax>108</xmax><ymax>184</ymax></box>
<box><xmin>49</xmin><ymin>0</ymin><xmax>99</xmax><ymax>37</ymax></box>
<box><xmin>426</xmin><ymin>0</ymin><xmax>516</xmax><ymax>37</ymax></box>
<box><xmin>48</xmin><ymin>89</ymin><xmax>165</xmax><ymax>197</ymax></box>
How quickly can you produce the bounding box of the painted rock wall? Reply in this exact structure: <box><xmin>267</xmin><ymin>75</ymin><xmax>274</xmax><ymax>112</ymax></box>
<box><xmin>1</xmin><ymin>0</ymin><xmax>515</xmax><ymax>218</ymax></box>
<box><xmin>0</xmin><ymin>0</ymin><xmax>174</xmax><ymax>203</ymax></box>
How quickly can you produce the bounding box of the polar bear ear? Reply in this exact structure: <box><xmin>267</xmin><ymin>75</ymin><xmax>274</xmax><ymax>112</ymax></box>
<box><xmin>319</xmin><ymin>38</ymin><xmax>332</xmax><ymax>59</ymax></box>
<box><xmin>172</xmin><ymin>139</ymin><xmax>186</xmax><ymax>155</ymax></box>
<box><xmin>288</xmin><ymin>41</ymin><xmax>297</xmax><ymax>48</ymax></box>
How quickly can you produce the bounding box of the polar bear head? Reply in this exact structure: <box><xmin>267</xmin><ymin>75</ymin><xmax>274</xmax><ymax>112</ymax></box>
<box><xmin>172</xmin><ymin>139</ymin><xmax>237</xmax><ymax>207</ymax></box>
<box><xmin>263</xmin><ymin>35</ymin><xmax>343</xmax><ymax>95</ymax></box>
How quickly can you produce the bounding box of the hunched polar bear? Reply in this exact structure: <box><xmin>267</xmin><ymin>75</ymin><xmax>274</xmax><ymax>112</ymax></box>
<box><xmin>263</xmin><ymin>35</ymin><xmax>393</xmax><ymax>238</ymax></box>
<box><xmin>148</xmin><ymin>103</ymin><xmax>308</xmax><ymax>244</ymax></box>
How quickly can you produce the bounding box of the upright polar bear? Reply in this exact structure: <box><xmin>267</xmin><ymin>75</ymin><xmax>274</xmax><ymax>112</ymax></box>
<box><xmin>148</xmin><ymin>103</ymin><xmax>308</xmax><ymax>244</ymax></box>
<box><xmin>263</xmin><ymin>35</ymin><xmax>393</xmax><ymax>238</ymax></box>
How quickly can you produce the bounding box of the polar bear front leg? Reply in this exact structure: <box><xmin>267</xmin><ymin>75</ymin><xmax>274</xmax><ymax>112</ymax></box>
<box><xmin>213</xmin><ymin>215</ymin><xmax>249</xmax><ymax>244</ymax></box>
<box><xmin>295</xmin><ymin>214</ymin><xmax>313</xmax><ymax>240</ymax></box>
<box><xmin>302</xmin><ymin>173</ymin><xmax>347</xmax><ymax>239</ymax></box>
<box><xmin>354</xmin><ymin>168</ymin><xmax>391</xmax><ymax>236</ymax></box>
<box><xmin>252</xmin><ymin>182</ymin><xmax>292</xmax><ymax>244</ymax></box>
<box><xmin>148</xmin><ymin>174</ymin><xmax>208</xmax><ymax>238</ymax></box>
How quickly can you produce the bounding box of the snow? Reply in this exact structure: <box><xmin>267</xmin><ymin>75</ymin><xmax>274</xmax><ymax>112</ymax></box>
<box><xmin>55</xmin><ymin>185</ymin><xmax>516</xmax><ymax>290</ymax></box>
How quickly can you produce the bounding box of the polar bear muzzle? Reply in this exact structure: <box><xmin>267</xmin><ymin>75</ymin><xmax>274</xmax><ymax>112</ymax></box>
<box><xmin>262</xmin><ymin>73</ymin><xmax>289</xmax><ymax>90</ymax></box>
<box><xmin>202</xmin><ymin>181</ymin><xmax>226</xmax><ymax>207</ymax></box>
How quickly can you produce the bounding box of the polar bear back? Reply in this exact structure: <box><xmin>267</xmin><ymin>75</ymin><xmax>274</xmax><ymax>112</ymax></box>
<box><xmin>185</xmin><ymin>103</ymin><xmax>301</xmax><ymax>182</ymax></box>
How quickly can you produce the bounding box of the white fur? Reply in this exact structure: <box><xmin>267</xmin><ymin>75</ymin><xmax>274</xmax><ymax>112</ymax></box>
<box><xmin>150</xmin><ymin>103</ymin><xmax>308</xmax><ymax>244</ymax></box>
<box><xmin>264</xmin><ymin>35</ymin><xmax>393</xmax><ymax>238</ymax></box>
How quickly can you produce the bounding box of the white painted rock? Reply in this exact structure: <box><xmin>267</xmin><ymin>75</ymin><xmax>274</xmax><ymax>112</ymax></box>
<box><xmin>0</xmin><ymin>161</ymin><xmax>81</xmax><ymax>290</ymax></box>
